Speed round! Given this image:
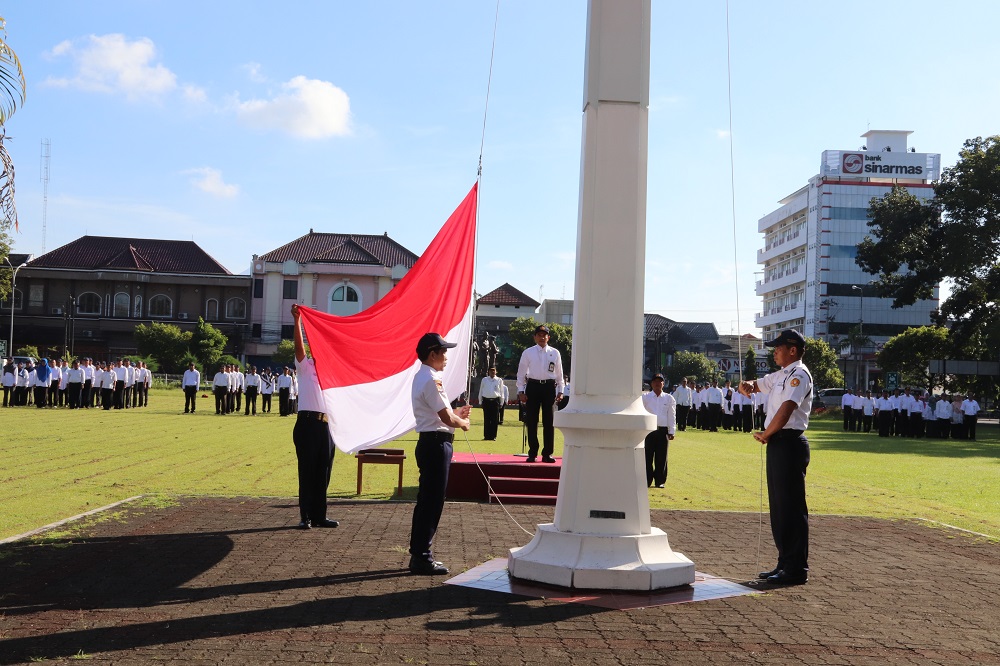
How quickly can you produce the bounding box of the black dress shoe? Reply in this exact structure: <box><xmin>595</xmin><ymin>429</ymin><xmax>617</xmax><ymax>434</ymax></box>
<box><xmin>541</xmin><ymin>456</ymin><xmax>557</xmax><ymax>463</ymax></box>
<box><xmin>409</xmin><ymin>558</ymin><xmax>449</xmax><ymax>575</ymax></box>
<box><xmin>758</xmin><ymin>567</ymin><xmax>780</xmax><ymax>580</ymax></box>
<box><xmin>296</xmin><ymin>521</ymin><xmax>311</xmax><ymax>530</ymax></box>
<box><xmin>525</xmin><ymin>457</ymin><xmax>536</xmax><ymax>463</ymax></box>
<box><xmin>766</xmin><ymin>570</ymin><xmax>808</xmax><ymax>585</ymax></box>
<box><xmin>313</xmin><ymin>519</ymin><xmax>339</xmax><ymax>528</ymax></box>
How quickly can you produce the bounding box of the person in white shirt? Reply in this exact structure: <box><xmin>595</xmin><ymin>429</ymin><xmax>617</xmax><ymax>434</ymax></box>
<box><xmin>260</xmin><ymin>369</ymin><xmax>275</xmax><ymax>414</ymax></box>
<box><xmin>841</xmin><ymin>389</ymin><xmax>854</xmax><ymax>431</ymax></box>
<box><xmin>934</xmin><ymin>394</ymin><xmax>953</xmax><ymax>439</ymax></box>
<box><xmin>81</xmin><ymin>358</ymin><xmax>96</xmax><ymax>408</ymax></box>
<box><xmin>277</xmin><ymin>367</ymin><xmax>293</xmax><ymax>416</ymax></box>
<box><xmin>921</xmin><ymin>397</ymin><xmax>935</xmax><ymax>437</ymax></box>
<box><xmin>65</xmin><ymin>359</ymin><xmax>85</xmax><ymax>409</ymax></box>
<box><xmin>641</xmin><ymin>373</ymin><xmax>676</xmax><ymax>488</ymax></box>
<box><xmin>53</xmin><ymin>360</ymin><xmax>66</xmax><ymax>407</ymax></box>
<box><xmin>961</xmin><ymin>394</ymin><xmax>981</xmax><ymax>440</ymax></box>
<box><xmin>101</xmin><ymin>362</ymin><xmax>117</xmax><ymax>410</ymax></box>
<box><xmin>516</xmin><ymin>324</ymin><xmax>564</xmax><ymax>463</ymax></box>
<box><xmin>182</xmin><ymin>362</ymin><xmax>201</xmax><ymax>413</ymax></box>
<box><xmin>213</xmin><ymin>365</ymin><xmax>230</xmax><ymax>415</ymax></box>
<box><xmin>672</xmin><ymin>378</ymin><xmax>693</xmax><ymax>431</ymax></box>
<box><xmin>908</xmin><ymin>391</ymin><xmax>925</xmax><ymax>437</ymax></box>
<box><xmin>859</xmin><ymin>391</ymin><xmax>875</xmax><ymax>433</ymax></box>
<box><xmin>289</xmin><ymin>370</ymin><xmax>299</xmax><ymax>414</ymax></box>
<box><xmin>694</xmin><ymin>384</ymin><xmax>707</xmax><ymax>430</ymax></box>
<box><xmin>234</xmin><ymin>366</ymin><xmax>245</xmax><ymax>413</ymax></box>
<box><xmin>477</xmin><ymin>366</ymin><xmax>504</xmax><ymax>440</ymax></box>
<box><xmin>226</xmin><ymin>364</ymin><xmax>237</xmax><ymax>413</ymax></box>
<box><xmin>704</xmin><ymin>380</ymin><xmax>724</xmax><ymax>432</ymax></box>
<box><xmin>851</xmin><ymin>391</ymin><xmax>865</xmax><ymax>432</ymax></box>
<box><xmin>122</xmin><ymin>359</ymin><xmax>135</xmax><ymax>410</ymax></box>
<box><xmin>244</xmin><ymin>365</ymin><xmax>261</xmax><ymax>416</ymax></box>
<box><xmin>753</xmin><ymin>390</ymin><xmax>767</xmax><ymax>431</ymax></box>
<box><xmin>498</xmin><ymin>380</ymin><xmax>509</xmax><ymax>425</ymax></box>
<box><xmin>738</xmin><ymin>329</ymin><xmax>812</xmax><ymax>586</ymax></box>
<box><xmin>2</xmin><ymin>358</ymin><xmax>14</xmax><ymax>407</ymax></box>
<box><xmin>408</xmin><ymin>331</ymin><xmax>471</xmax><ymax>575</ymax></box>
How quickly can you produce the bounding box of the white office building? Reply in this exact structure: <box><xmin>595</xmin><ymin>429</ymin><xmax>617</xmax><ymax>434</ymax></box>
<box><xmin>755</xmin><ymin>130</ymin><xmax>941</xmax><ymax>388</ymax></box>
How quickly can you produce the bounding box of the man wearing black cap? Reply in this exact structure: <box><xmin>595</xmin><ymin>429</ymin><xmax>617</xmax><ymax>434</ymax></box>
<box><xmin>641</xmin><ymin>373</ymin><xmax>676</xmax><ymax>488</ymax></box>
<box><xmin>408</xmin><ymin>332</ymin><xmax>472</xmax><ymax>575</ymax></box>
<box><xmin>739</xmin><ymin>329</ymin><xmax>812</xmax><ymax>585</ymax></box>
<box><xmin>290</xmin><ymin>304</ymin><xmax>339</xmax><ymax>530</ymax></box>
<box><xmin>515</xmin><ymin>324</ymin><xmax>565</xmax><ymax>463</ymax></box>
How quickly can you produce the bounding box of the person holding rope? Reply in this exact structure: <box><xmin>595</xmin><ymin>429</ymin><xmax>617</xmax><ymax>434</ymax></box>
<box><xmin>408</xmin><ymin>332</ymin><xmax>471</xmax><ymax>575</ymax></box>
<box><xmin>739</xmin><ymin>329</ymin><xmax>812</xmax><ymax>586</ymax></box>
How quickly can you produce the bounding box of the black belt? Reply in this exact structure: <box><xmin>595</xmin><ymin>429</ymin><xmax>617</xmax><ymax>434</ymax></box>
<box><xmin>771</xmin><ymin>429</ymin><xmax>804</xmax><ymax>439</ymax></box>
<box><xmin>418</xmin><ymin>431</ymin><xmax>454</xmax><ymax>443</ymax></box>
<box><xmin>298</xmin><ymin>410</ymin><xmax>329</xmax><ymax>423</ymax></box>
<box><xmin>527</xmin><ymin>379</ymin><xmax>554</xmax><ymax>385</ymax></box>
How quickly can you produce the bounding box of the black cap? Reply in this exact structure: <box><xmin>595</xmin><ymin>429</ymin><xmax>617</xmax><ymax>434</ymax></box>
<box><xmin>765</xmin><ymin>329</ymin><xmax>805</xmax><ymax>349</ymax></box>
<box><xmin>416</xmin><ymin>332</ymin><xmax>458</xmax><ymax>358</ymax></box>
<box><xmin>533</xmin><ymin>324</ymin><xmax>550</xmax><ymax>335</ymax></box>
<box><xmin>651</xmin><ymin>373</ymin><xmax>665</xmax><ymax>382</ymax></box>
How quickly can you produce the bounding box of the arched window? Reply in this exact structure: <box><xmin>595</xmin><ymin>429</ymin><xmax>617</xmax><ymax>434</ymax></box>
<box><xmin>329</xmin><ymin>283</ymin><xmax>362</xmax><ymax>316</ymax></box>
<box><xmin>206</xmin><ymin>298</ymin><xmax>218</xmax><ymax>321</ymax></box>
<box><xmin>134</xmin><ymin>295</ymin><xmax>142</xmax><ymax>318</ymax></box>
<box><xmin>0</xmin><ymin>288</ymin><xmax>21</xmax><ymax>311</ymax></box>
<box><xmin>113</xmin><ymin>292</ymin><xmax>130</xmax><ymax>318</ymax></box>
<box><xmin>148</xmin><ymin>294</ymin><xmax>172</xmax><ymax>318</ymax></box>
<box><xmin>76</xmin><ymin>292</ymin><xmax>101</xmax><ymax>315</ymax></box>
<box><xmin>225</xmin><ymin>297</ymin><xmax>246</xmax><ymax>319</ymax></box>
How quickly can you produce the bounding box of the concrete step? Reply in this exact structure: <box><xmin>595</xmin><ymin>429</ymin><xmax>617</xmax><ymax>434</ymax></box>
<box><xmin>488</xmin><ymin>493</ymin><xmax>557</xmax><ymax>506</ymax></box>
<box><xmin>487</xmin><ymin>476</ymin><xmax>559</xmax><ymax>496</ymax></box>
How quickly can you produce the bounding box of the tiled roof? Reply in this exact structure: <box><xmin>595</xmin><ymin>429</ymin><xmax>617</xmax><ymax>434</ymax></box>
<box><xmin>5</xmin><ymin>253</ymin><xmax>31</xmax><ymax>267</ymax></box>
<box><xmin>26</xmin><ymin>236</ymin><xmax>233</xmax><ymax>275</ymax></box>
<box><xmin>478</xmin><ymin>283</ymin><xmax>540</xmax><ymax>307</ymax></box>
<box><xmin>644</xmin><ymin>313</ymin><xmax>675</xmax><ymax>339</ymax></box>
<box><xmin>259</xmin><ymin>232</ymin><xmax>418</xmax><ymax>268</ymax></box>
<box><xmin>673</xmin><ymin>322</ymin><xmax>719</xmax><ymax>341</ymax></box>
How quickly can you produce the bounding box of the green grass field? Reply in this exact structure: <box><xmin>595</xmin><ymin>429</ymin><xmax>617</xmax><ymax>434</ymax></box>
<box><xmin>2</xmin><ymin>389</ymin><xmax>998</xmax><ymax>539</ymax></box>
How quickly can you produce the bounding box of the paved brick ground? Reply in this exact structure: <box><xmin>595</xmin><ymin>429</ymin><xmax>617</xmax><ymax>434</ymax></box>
<box><xmin>1</xmin><ymin>497</ymin><xmax>998</xmax><ymax>665</ymax></box>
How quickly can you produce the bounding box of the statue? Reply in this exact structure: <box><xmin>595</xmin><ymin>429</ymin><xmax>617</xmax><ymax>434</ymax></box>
<box><xmin>480</xmin><ymin>332</ymin><xmax>499</xmax><ymax>372</ymax></box>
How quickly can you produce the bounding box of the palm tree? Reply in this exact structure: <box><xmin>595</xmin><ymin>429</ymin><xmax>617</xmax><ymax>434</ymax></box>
<box><xmin>0</xmin><ymin>15</ymin><xmax>26</xmax><ymax>236</ymax></box>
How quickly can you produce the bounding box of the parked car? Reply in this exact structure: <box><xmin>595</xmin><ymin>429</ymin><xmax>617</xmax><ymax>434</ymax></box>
<box><xmin>11</xmin><ymin>355</ymin><xmax>36</xmax><ymax>367</ymax></box>
<box><xmin>816</xmin><ymin>388</ymin><xmax>847</xmax><ymax>409</ymax></box>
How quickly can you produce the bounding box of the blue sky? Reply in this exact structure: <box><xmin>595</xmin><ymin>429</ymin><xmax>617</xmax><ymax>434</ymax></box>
<box><xmin>4</xmin><ymin>2</ymin><xmax>999</xmax><ymax>335</ymax></box>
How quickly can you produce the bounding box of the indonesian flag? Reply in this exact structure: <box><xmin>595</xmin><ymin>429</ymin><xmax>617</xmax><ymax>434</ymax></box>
<box><xmin>297</xmin><ymin>184</ymin><xmax>477</xmax><ymax>453</ymax></box>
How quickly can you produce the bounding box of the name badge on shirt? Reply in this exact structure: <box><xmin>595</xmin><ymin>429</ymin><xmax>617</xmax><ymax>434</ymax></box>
<box><xmin>548</xmin><ymin>361</ymin><xmax>555</xmax><ymax>373</ymax></box>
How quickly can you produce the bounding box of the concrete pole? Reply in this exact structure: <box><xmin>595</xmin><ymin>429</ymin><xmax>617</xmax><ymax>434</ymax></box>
<box><xmin>508</xmin><ymin>0</ymin><xmax>694</xmax><ymax>590</ymax></box>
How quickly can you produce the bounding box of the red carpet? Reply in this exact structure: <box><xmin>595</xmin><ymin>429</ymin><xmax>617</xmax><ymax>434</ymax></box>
<box><xmin>446</xmin><ymin>453</ymin><xmax>561</xmax><ymax>504</ymax></box>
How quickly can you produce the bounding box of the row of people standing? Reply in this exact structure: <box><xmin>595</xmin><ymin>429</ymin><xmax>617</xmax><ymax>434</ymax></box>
<box><xmin>185</xmin><ymin>363</ymin><xmax>296</xmax><ymax>416</ymax></box>
<box><xmin>841</xmin><ymin>388</ymin><xmax>981</xmax><ymax>440</ymax></box>
<box><xmin>2</xmin><ymin>357</ymin><xmax>150</xmax><ymax>410</ymax></box>
<box><xmin>670</xmin><ymin>377</ymin><xmax>767</xmax><ymax>433</ymax></box>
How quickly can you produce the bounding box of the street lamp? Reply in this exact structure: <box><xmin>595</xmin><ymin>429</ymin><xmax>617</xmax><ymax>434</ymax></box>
<box><xmin>852</xmin><ymin>285</ymin><xmax>864</xmax><ymax>389</ymax></box>
<box><xmin>4</xmin><ymin>256</ymin><xmax>27</xmax><ymax>359</ymax></box>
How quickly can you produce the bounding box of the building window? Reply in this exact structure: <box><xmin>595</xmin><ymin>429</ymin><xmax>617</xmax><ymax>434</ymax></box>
<box><xmin>114</xmin><ymin>292</ymin><xmax>130</xmax><ymax>317</ymax></box>
<box><xmin>329</xmin><ymin>284</ymin><xmax>362</xmax><ymax>316</ymax></box>
<box><xmin>280</xmin><ymin>324</ymin><xmax>294</xmax><ymax>339</ymax></box>
<box><xmin>252</xmin><ymin>323</ymin><xmax>262</xmax><ymax>338</ymax></box>
<box><xmin>148</xmin><ymin>294</ymin><xmax>172</xmax><ymax>318</ymax></box>
<box><xmin>76</xmin><ymin>292</ymin><xmax>100</xmax><ymax>315</ymax></box>
<box><xmin>225</xmin><ymin>297</ymin><xmax>246</xmax><ymax>319</ymax></box>
<box><xmin>29</xmin><ymin>284</ymin><xmax>44</xmax><ymax>308</ymax></box>
<box><xmin>134</xmin><ymin>295</ymin><xmax>142</xmax><ymax>318</ymax></box>
<box><xmin>206</xmin><ymin>298</ymin><xmax>218</xmax><ymax>321</ymax></box>
<box><xmin>283</xmin><ymin>280</ymin><xmax>297</xmax><ymax>300</ymax></box>
<box><xmin>253</xmin><ymin>278</ymin><xmax>264</xmax><ymax>299</ymax></box>
<box><xmin>0</xmin><ymin>288</ymin><xmax>22</xmax><ymax>311</ymax></box>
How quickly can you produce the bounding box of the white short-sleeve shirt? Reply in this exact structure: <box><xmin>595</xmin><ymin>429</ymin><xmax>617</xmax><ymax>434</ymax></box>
<box><xmin>294</xmin><ymin>357</ymin><xmax>326</xmax><ymax>413</ymax></box>
<box><xmin>412</xmin><ymin>363</ymin><xmax>453</xmax><ymax>433</ymax></box>
<box><xmin>757</xmin><ymin>360</ymin><xmax>812</xmax><ymax>431</ymax></box>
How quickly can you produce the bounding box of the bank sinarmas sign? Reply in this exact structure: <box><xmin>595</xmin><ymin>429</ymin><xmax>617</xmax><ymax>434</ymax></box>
<box><xmin>822</xmin><ymin>149</ymin><xmax>940</xmax><ymax>181</ymax></box>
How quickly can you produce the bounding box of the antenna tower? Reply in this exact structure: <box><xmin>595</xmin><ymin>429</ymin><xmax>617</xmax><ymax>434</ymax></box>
<box><xmin>40</xmin><ymin>139</ymin><xmax>51</xmax><ymax>253</ymax></box>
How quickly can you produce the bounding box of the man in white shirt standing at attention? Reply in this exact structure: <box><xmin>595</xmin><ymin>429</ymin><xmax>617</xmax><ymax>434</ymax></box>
<box><xmin>261</xmin><ymin>368</ymin><xmax>275</xmax><ymax>414</ymax></box>
<box><xmin>478</xmin><ymin>366</ymin><xmax>504</xmax><ymax>441</ymax></box>
<box><xmin>213</xmin><ymin>364</ymin><xmax>230</xmax><ymax>415</ymax></box>
<box><xmin>290</xmin><ymin>304</ymin><xmax>339</xmax><ymax>530</ymax></box>
<box><xmin>516</xmin><ymin>324</ymin><xmax>564</xmax><ymax>463</ymax></box>
<box><xmin>244</xmin><ymin>365</ymin><xmax>261</xmax><ymax>416</ymax></box>
<box><xmin>82</xmin><ymin>358</ymin><xmax>95</xmax><ymax>408</ymax></box>
<box><xmin>234</xmin><ymin>364</ymin><xmax>245</xmax><ymax>413</ymax></box>
<box><xmin>182</xmin><ymin>361</ymin><xmax>200</xmax><ymax>413</ymax></box>
<box><xmin>65</xmin><ymin>359</ymin><xmax>85</xmax><ymax>409</ymax></box>
<box><xmin>277</xmin><ymin>367</ymin><xmax>293</xmax><ymax>416</ymax></box>
<box><xmin>672</xmin><ymin>378</ymin><xmax>693</xmax><ymax>431</ymax></box>
<box><xmin>642</xmin><ymin>373</ymin><xmax>676</xmax><ymax>488</ymax></box>
<box><xmin>408</xmin><ymin>332</ymin><xmax>471</xmax><ymax>574</ymax></box>
<box><xmin>498</xmin><ymin>380</ymin><xmax>509</xmax><ymax>425</ymax></box>
<box><xmin>961</xmin><ymin>394</ymin><xmax>981</xmax><ymax>441</ymax></box>
<box><xmin>705</xmin><ymin>380</ymin><xmax>724</xmax><ymax>432</ymax></box>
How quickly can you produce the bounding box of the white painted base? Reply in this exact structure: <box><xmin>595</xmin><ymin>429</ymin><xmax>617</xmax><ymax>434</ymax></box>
<box><xmin>508</xmin><ymin>523</ymin><xmax>695</xmax><ymax>590</ymax></box>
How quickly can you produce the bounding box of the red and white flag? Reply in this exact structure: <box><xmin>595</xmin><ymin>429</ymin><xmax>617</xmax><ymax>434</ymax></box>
<box><xmin>297</xmin><ymin>184</ymin><xmax>477</xmax><ymax>453</ymax></box>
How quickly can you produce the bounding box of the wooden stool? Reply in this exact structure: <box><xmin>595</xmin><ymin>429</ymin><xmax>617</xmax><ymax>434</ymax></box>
<box><xmin>356</xmin><ymin>448</ymin><xmax>407</xmax><ymax>496</ymax></box>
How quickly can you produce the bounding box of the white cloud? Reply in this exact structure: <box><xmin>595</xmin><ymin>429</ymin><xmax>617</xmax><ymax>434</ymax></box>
<box><xmin>43</xmin><ymin>34</ymin><xmax>178</xmax><ymax>100</ymax></box>
<box><xmin>488</xmin><ymin>259</ymin><xmax>513</xmax><ymax>270</ymax></box>
<box><xmin>242</xmin><ymin>62</ymin><xmax>267</xmax><ymax>83</ymax></box>
<box><xmin>183</xmin><ymin>167</ymin><xmax>240</xmax><ymax>198</ymax></box>
<box><xmin>182</xmin><ymin>85</ymin><xmax>207</xmax><ymax>104</ymax></box>
<box><xmin>235</xmin><ymin>75</ymin><xmax>352</xmax><ymax>139</ymax></box>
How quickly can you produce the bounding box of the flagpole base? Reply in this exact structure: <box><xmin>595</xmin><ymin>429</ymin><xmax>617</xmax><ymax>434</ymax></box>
<box><xmin>508</xmin><ymin>524</ymin><xmax>695</xmax><ymax>590</ymax></box>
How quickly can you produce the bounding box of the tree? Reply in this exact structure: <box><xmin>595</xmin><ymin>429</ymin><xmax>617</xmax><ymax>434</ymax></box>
<box><xmin>272</xmin><ymin>339</ymin><xmax>297</xmax><ymax>366</ymax></box>
<box><xmin>877</xmin><ymin>326</ymin><xmax>950</xmax><ymax>390</ymax></box>
<box><xmin>190</xmin><ymin>317</ymin><xmax>227</xmax><ymax>371</ymax></box>
<box><xmin>0</xmin><ymin>16</ymin><xmax>26</xmax><ymax>300</ymax></box>
<box><xmin>857</xmin><ymin>136</ymin><xmax>1000</xmax><ymax>344</ymax></box>
<box><xmin>15</xmin><ymin>344</ymin><xmax>38</xmax><ymax>359</ymax></box>
<box><xmin>802</xmin><ymin>336</ymin><xmax>843</xmax><ymax>390</ymax></box>
<box><xmin>743</xmin><ymin>347</ymin><xmax>758</xmax><ymax>380</ymax></box>
<box><xmin>836</xmin><ymin>324</ymin><xmax>873</xmax><ymax>390</ymax></box>
<box><xmin>134</xmin><ymin>322</ymin><xmax>192</xmax><ymax>373</ymax></box>
<box><xmin>665</xmin><ymin>350</ymin><xmax>720</xmax><ymax>386</ymax></box>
